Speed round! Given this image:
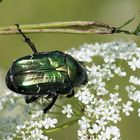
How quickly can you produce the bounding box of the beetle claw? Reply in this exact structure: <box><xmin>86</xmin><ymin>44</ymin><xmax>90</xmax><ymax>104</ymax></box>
<box><xmin>25</xmin><ymin>95</ymin><xmax>40</xmax><ymax>104</ymax></box>
<box><xmin>66</xmin><ymin>90</ymin><xmax>75</xmax><ymax>98</ymax></box>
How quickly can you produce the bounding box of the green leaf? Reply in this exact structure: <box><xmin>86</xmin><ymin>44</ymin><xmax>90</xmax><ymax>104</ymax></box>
<box><xmin>133</xmin><ymin>22</ymin><xmax>140</xmax><ymax>36</ymax></box>
<box><xmin>118</xmin><ymin>16</ymin><xmax>135</xmax><ymax>29</ymax></box>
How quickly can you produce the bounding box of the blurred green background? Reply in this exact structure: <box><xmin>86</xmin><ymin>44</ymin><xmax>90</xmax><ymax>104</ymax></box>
<box><xmin>0</xmin><ymin>0</ymin><xmax>140</xmax><ymax>140</ymax></box>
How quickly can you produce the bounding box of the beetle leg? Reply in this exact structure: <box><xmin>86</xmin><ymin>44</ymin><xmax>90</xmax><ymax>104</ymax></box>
<box><xmin>43</xmin><ymin>94</ymin><xmax>58</xmax><ymax>113</ymax></box>
<box><xmin>15</xmin><ymin>24</ymin><xmax>38</xmax><ymax>54</ymax></box>
<box><xmin>66</xmin><ymin>90</ymin><xmax>75</xmax><ymax>98</ymax></box>
<box><xmin>25</xmin><ymin>95</ymin><xmax>40</xmax><ymax>104</ymax></box>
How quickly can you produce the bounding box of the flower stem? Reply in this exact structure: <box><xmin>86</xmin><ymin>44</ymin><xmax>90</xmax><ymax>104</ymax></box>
<box><xmin>0</xmin><ymin>21</ymin><xmax>134</xmax><ymax>36</ymax></box>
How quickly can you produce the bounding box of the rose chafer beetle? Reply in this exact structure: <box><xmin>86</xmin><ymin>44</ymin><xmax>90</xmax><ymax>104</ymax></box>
<box><xmin>5</xmin><ymin>24</ymin><xmax>88</xmax><ymax>113</ymax></box>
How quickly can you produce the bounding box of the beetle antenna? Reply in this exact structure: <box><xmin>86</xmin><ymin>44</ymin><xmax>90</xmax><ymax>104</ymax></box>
<box><xmin>15</xmin><ymin>24</ymin><xmax>38</xmax><ymax>54</ymax></box>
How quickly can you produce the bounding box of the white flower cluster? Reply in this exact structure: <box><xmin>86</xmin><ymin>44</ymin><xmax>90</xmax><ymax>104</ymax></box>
<box><xmin>0</xmin><ymin>115</ymin><xmax>21</xmax><ymax>139</ymax></box>
<box><xmin>76</xmin><ymin>90</ymin><xmax>122</xmax><ymax>140</ymax></box>
<box><xmin>78</xmin><ymin>116</ymin><xmax>120</xmax><ymax>140</ymax></box>
<box><xmin>7</xmin><ymin>110</ymin><xmax>57</xmax><ymax>140</ymax></box>
<box><xmin>0</xmin><ymin>41</ymin><xmax>140</xmax><ymax>140</ymax></box>
<box><xmin>67</xmin><ymin>41</ymin><xmax>140</xmax><ymax>140</ymax></box>
<box><xmin>0</xmin><ymin>89</ymin><xmax>20</xmax><ymax>111</ymax></box>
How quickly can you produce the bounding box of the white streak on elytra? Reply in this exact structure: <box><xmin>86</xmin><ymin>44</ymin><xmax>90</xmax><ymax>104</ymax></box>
<box><xmin>37</xmin><ymin>86</ymin><xmax>41</xmax><ymax>94</ymax></box>
<box><xmin>10</xmin><ymin>75</ymin><xmax>13</xmax><ymax>82</ymax></box>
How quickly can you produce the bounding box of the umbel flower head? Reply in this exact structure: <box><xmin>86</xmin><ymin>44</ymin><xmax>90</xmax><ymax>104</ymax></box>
<box><xmin>0</xmin><ymin>41</ymin><xmax>140</xmax><ymax>140</ymax></box>
<box><xmin>67</xmin><ymin>41</ymin><xmax>140</xmax><ymax>140</ymax></box>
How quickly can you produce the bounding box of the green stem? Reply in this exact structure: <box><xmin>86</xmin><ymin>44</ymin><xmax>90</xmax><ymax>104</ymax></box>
<box><xmin>43</xmin><ymin>116</ymin><xmax>81</xmax><ymax>134</ymax></box>
<box><xmin>47</xmin><ymin>111</ymin><xmax>62</xmax><ymax>115</ymax></box>
<box><xmin>0</xmin><ymin>21</ymin><xmax>130</xmax><ymax>36</ymax></box>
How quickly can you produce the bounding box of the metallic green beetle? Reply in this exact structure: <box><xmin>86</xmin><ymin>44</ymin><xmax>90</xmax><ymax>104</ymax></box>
<box><xmin>6</xmin><ymin>24</ymin><xmax>88</xmax><ymax>113</ymax></box>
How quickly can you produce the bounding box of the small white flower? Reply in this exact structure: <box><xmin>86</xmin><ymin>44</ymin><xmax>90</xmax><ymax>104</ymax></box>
<box><xmin>88</xmin><ymin>123</ymin><xmax>101</xmax><ymax>134</ymax></box>
<box><xmin>125</xmin><ymin>85</ymin><xmax>136</xmax><ymax>92</ymax></box>
<box><xmin>30</xmin><ymin>128</ymin><xmax>44</xmax><ymax>139</ymax></box>
<box><xmin>15</xmin><ymin>125</ymin><xmax>23</xmax><ymax>133</ymax></box>
<box><xmin>101</xmin><ymin>107</ymin><xmax>112</xmax><ymax>121</ymax></box>
<box><xmin>114</xmin><ymin>66</ymin><xmax>126</xmax><ymax>77</ymax></box>
<box><xmin>96</xmin><ymin>118</ymin><xmax>107</xmax><ymax>130</ymax></box>
<box><xmin>77</xmin><ymin>129</ymin><xmax>87</xmax><ymax>137</ymax></box>
<box><xmin>128</xmin><ymin>90</ymin><xmax>140</xmax><ymax>103</ymax></box>
<box><xmin>98</xmin><ymin>130</ymin><xmax>111</xmax><ymax>140</ymax></box>
<box><xmin>62</xmin><ymin>104</ymin><xmax>73</xmax><ymax>118</ymax></box>
<box><xmin>129</xmin><ymin>75</ymin><xmax>140</xmax><ymax>85</ymax></box>
<box><xmin>78</xmin><ymin>117</ymin><xmax>90</xmax><ymax>130</ymax></box>
<box><xmin>109</xmin><ymin>93</ymin><xmax>122</xmax><ymax>104</ymax></box>
<box><xmin>42</xmin><ymin>118</ymin><xmax>57</xmax><ymax>129</ymax></box>
<box><xmin>104</xmin><ymin>53</ymin><xmax>116</xmax><ymax>63</ymax></box>
<box><xmin>96</xmin><ymin>87</ymin><xmax>108</xmax><ymax>96</ymax></box>
<box><xmin>75</xmin><ymin>88</ymin><xmax>94</xmax><ymax>104</ymax></box>
<box><xmin>85</xmin><ymin>105</ymin><xmax>94</xmax><ymax>117</ymax></box>
<box><xmin>106</xmin><ymin>126</ymin><xmax>120</xmax><ymax>139</ymax></box>
<box><xmin>110</xmin><ymin>112</ymin><xmax>121</xmax><ymax>123</ymax></box>
<box><xmin>123</xmin><ymin>101</ymin><xmax>134</xmax><ymax>116</ymax></box>
<box><xmin>77</xmin><ymin>130</ymin><xmax>89</xmax><ymax>140</ymax></box>
<box><xmin>128</xmin><ymin>57</ymin><xmax>140</xmax><ymax>71</ymax></box>
<box><xmin>114</xmin><ymin>85</ymin><xmax>119</xmax><ymax>91</ymax></box>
